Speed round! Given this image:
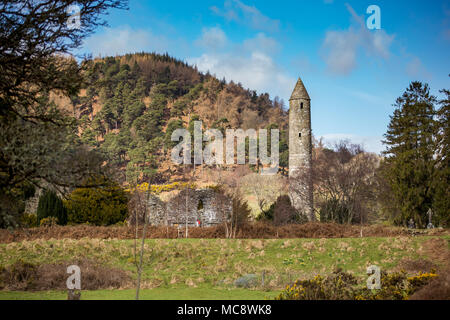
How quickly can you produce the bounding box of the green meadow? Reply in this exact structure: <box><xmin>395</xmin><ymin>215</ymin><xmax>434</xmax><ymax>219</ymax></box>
<box><xmin>0</xmin><ymin>236</ymin><xmax>448</xmax><ymax>300</ymax></box>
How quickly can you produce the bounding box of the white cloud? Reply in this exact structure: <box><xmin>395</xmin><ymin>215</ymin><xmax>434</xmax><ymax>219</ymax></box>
<box><xmin>189</xmin><ymin>51</ymin><xmax>293</xmax><ymax>100</ymax></box>
<box><xmin>188</xmin><ymin>30</ymin><xmax>293</xmax><ymax>100</ymax></box>
<box><xmin>320</xmin><ymin>133</ymin><xmax>385</xmax><ymax>154</ymax></box>
<box><xmin>321</xmin><ymin>4</ymin><xmax>394</xmax><ymax>75</ymax></box>
<box><xmin>211</xmin><ymin>0</ymin><xmax>280</xmax><ymax>33</ymax></box>
<box><xmin>243</xmin><ymin>32</ymin><xmax>279</xmax><ymax>55</ymax></box>
<box><xmin>82</xmin><ymin>26</ymin><xmax>169</xmax><ymax>57</ymax></box>
<box><xmin>323</xmin><ymin>28</ymin><xmax>360</xmax><ymax>75</ymax></box>
<box><xmin>195</xmin><ymin>27</ymin><xmax>228</xmax><ymax>51</ymax></box>
<box><xmin>369</xmin><ymin>31</ymin><xmax>394</xmax><ymax>58</ymax></box>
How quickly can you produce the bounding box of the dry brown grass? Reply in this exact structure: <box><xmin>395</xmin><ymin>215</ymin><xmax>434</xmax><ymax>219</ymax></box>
<box><xmin>407</xmin><ymin>238</ymin><xmax>450</xmax><ymax>300</ymax></box>
<box><xmin>0</xmin><ymin>223</ymin><xmax>448</xmax><ymax>243</ymax></box>
<box><xmin>0</xmin><ymin>259</ymin><xmax>131</xmax><ymax>291</ymax></box>
<box><xmin>421</xmin><ymin>238</ymin><xmax>450</xmax><ymax>265</ymax></box>
<box><xmin>397</xmin><ymin>258</ymin><xmax>438</xmax><ymax>274</ymax></box>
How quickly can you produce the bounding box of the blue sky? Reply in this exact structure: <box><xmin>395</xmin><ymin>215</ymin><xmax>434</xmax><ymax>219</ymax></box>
<box><xmin>79</xmin><ymin>0</ymin><xmax>450</xmax><ymax>154</ymax></box>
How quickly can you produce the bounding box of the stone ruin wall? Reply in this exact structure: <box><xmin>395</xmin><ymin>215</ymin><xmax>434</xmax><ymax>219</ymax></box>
<box><xmin>131</xmin><ymin>189</ymin><xmax>233</xmax><ymax>227</ymax></box>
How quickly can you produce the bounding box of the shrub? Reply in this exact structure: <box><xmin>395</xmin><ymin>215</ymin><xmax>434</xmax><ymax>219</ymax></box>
<box><xmin>0</xmin><ymin>259</ymin><xmax>130</xmax><ymax>291</ymax></box>
<box><xmin>259</xmin><ymin>195</ymin><xmax>306</xmax><ymax>225</ymax></box>
<box><xmin>20</xmin><ymin>213</ymin><xmax>38</xmax><ymax>228</ymax></box>
<box><xmin>276</xmin><ymin>269</ymin><xmax>438</xmax><ymax>300</ymax></box>
<box><xmin>273</xmin><ymin>195</ymin><xmax>300</xmax><ymax>226</ymax></box>
<box><xmin>231</xmin><ymin>195</ymin><xmax>252</xmax><ymax>227</ymax></box>
<box><xmin>0</xmin><ymin>260</ymin><xmax>37</xmax><ymax>291</ymax></box>
<box><xmin>319</xmin><ymin>198</ymin><xmax>351</xmax><ymax>224</ymax></box>
<box><xmin>354</xmin><ymin>271</ymin><xmax>438</xmax><ymax>300</ymax></box>
<box><xmin>234</xmin><ymin>274</ymin><xmax>258</xmax><ymax>288</ymax></box>
<box><xmin>65</xmin><ymin>179</ymin><xmax>128</xmax><ymax>226</ymax></box>
<box><xmin>39</xmin><ymin>216</ymin><xmax>59</xmax><ymax>227</ymax></box>
<box><xmin>36</xmin><ymin>190</ymin><xmax>67</xmax><ymax>225</ymax></box>
<box><xmin>258</xmin><ymin>203</ymin><xmax>275</xmax><ymax>222</ymax></box>
<box><xmin>276</xmin><ymin>269</ymin><xmax>358</xmax><ymax>300</ymax></box>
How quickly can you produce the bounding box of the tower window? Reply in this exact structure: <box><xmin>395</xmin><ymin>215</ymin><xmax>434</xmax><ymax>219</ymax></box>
<box><xmin>300</xmin><ymin>102</ymin><xmax>304</xmax><ymax>109</ymax></box>
<box><xmin>299</xmin><ymin>132</ymin><xmax>302</xmax><ymax>138</ymax></box>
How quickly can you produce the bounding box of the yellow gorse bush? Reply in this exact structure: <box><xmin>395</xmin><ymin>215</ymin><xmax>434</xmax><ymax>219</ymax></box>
<box><xmin>275</xmin><ymin>270</ymin><xmax>439</xmax><ymax>301</ymax></box>
<box><xmin>126</xmin><ymin>182</ymin><xmax>197</xmax><ymax>194</ymax></box>
<box><xmin>407</xmin><ymin>271</ymin><xmax>438</xmax><ymax>288</ymax></box>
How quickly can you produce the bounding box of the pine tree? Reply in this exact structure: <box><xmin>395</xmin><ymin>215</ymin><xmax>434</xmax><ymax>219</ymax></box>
<box><xmin>382</xmin><ymin>82</ymin><xmax>438</xmax><ymax>227</ymax></box>
<box><xmin>432</xmin><ymin>88</ymin><xmax>450</xmax><ymax>226</ymax></box>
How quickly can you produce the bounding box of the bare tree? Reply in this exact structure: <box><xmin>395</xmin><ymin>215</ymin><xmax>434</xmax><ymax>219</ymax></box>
<box><xmin>218</xmin><ymin>166</ymin><xmax>252</xmax><ymax>238</ymax></box>
<box><xmin>241</xmin><ymin>173</ymin><xmax>287</xmax><ymax>214</ymax></box>
<box><xmin>311</xmin><ymin>140</ymin><xmax>379</xmax><ymax>224</ymax></box>
<box><xmin>127</xmin><ymin>156</ymin><xmax>153</xmax><ymax>300</ymax></box>
<box><xmin>128</xmin><ymin>185</ymin><xmax>152</xmax><ymax>300</ymax></box>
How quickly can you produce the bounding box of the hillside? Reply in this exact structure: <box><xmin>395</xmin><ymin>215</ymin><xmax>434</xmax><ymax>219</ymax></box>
<box><xmin>71</xmin><ymin>53</ymin><xmax>289</xmax><ymax>185</ymax></box>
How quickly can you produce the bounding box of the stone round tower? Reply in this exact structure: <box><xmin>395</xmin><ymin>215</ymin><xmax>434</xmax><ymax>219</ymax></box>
<box><xmin>289</xmin><ymin>77</ymin><xmax>315</xmax><ymax>221</ymax></box>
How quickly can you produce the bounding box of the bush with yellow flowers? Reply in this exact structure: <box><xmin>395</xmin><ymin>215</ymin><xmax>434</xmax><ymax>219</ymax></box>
<box><xmin>276</xmin><ymin>269</ymin><xmax>358</xmax><ymax>300</ymax></box>
<box><xmin>127</xmin><ymin>182</ymin><xmax>197</xmax><ymax>194</ymax></box>
<box><xmin>355</xmin><ymin>270</ymin><xmax>438</xmax><ymax>300</ymax></box>
<box><xmin>39</xmin><ymin>216</ymin><xmax>59</xmax><ymax>227</ymax></box>
<box><xmin>276</xmin><ymin>269</ymin><xmax>438</xmax><ymax>301</ymax></box>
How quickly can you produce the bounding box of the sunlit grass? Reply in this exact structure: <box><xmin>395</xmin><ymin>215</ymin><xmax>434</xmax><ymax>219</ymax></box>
<box><xmin>0</xmin><ymin>288</ymin><xmax>279</xmax><ymax>300</ymax></box>
<box><xmin>1</xmin><ymin>236</ymin><xmax>448</xmax><ymax>294</ymax></box>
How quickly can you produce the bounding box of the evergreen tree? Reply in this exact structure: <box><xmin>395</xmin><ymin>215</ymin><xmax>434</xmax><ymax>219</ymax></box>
<box><xmin>432</xmin><ymin>88</ymin><xmax>450</xmax><ymax>226</ymax></box>
<box><xmin>382</xmin><ymin>82</ymin><xmax>438</xmax><ymax>227</ymax></box>
<box><xmin>165</xmin><ymin>119</ymin><xmax>185</xmax><ymax>149</ymax></box>
<box><xmin>37</xmin><ymin>190</ymin><xmax>68</xmax><ymax>225</ymax></box>
<box><xmin>123</xmin><ymin>101</ymin><xmax>146</xmax><ymax>128</ymax></box>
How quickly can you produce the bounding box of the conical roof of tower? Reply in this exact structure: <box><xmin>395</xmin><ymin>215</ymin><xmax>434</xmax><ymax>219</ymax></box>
<box><xmin>290</xmin><ymin>77</ymin><xmax>310</xmax><ymax>100</ymax></box>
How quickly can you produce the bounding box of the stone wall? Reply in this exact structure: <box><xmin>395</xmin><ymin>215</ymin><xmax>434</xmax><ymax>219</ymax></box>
<box><xmin>165</xmin><ymin>189</ymin><xmax>232</xmax><ymax>227</ymax></box>
<box><xmin>128</xmin><ymin>194</ymin><xmax>167</xmax><ymax>226</ymax></box>
<box><xmin>131</xmin><ymin>189</ymin><xmax>232</xmax><ymax>227</ymax></box>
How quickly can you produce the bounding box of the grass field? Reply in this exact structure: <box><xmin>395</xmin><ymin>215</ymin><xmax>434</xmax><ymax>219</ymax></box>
<box><xmin>0</xmin><ymin>288</ymin><xmax>279</xmax><ymax>300</ymax></box>
<box><xmin>0</xmin><ymin>236</ymin><xmax>448</xmax><ymax>300</ymax></box>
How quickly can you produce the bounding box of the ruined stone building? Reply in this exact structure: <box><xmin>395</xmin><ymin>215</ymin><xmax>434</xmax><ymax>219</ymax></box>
<box><xmin>288</xmin><ymin>78</ymin><xmax>315</xmax><ymax>221</ymax></box>
<box><xmin>137</xmin><ymin>189</ymin><xmax>232</xmax><ymax>227</ymax></box>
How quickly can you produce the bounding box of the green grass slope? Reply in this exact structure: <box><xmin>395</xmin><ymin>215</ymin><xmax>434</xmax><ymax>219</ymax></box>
<box><xmin>0</xmin><ymin>236</ymin><xmax>448</xmax><ymax>300</ymax></box>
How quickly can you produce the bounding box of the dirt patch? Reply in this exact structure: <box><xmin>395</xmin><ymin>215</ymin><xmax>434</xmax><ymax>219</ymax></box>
<box><xmin>409</xmin><ymin>272</ymin><xmax>450</xmax><ymax>300</ymax></box>
<box><xmin>397</xmin><ymin>258</ymin><xmax>438</xmax><ymax>274</ymax></box>
<box><xmin>0</xmin><ymin>223</ymin><xmax>448</xmax><ymax>243</ymax></box>
<box><xmin>408</xmin><ymin>238</ymin><xmax>450</xmax><ymax>299</ymax></box>
<box><xmin>0</xmin><ymin>259</ymin><xmax>131</xmax><ymax>291</ymax></box>
<box><xmin>421</xmin><ymin>238</ymin><xmax>450</xmax><ymax>266</ymax></box>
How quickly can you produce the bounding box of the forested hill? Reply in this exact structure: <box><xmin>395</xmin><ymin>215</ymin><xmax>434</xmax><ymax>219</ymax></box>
<box><xmin>71</xmin><ymin>52</ymin><xmax>289</xmax><ymax>184</ymax></box>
